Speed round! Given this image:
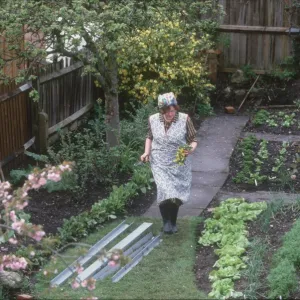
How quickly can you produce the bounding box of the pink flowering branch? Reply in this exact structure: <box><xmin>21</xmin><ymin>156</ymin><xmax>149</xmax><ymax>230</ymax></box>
<box><xmin>0</xmin><ymin>161</ymin><xmax>123</xmax><ymax>299</ymax></box>
<box><xmin>0</xmin><ymin>161</ymin><xmax>73</xmax><ymax>273</ymax></box>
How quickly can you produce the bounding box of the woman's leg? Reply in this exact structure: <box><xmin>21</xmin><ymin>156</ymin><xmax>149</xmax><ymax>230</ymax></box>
<box><xmin>169</xmin><ymin>199</ymin><xmax>182</xmax><ymax>233</ymax></box>
<box><xmin>159</xmin><ymin>200</ymin><xmax>172</xmax><ymax>234</ymax></box>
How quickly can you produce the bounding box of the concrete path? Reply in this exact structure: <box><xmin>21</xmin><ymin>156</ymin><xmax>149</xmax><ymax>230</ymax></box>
<box><xmin>242</xmin><ymin>131</ymin><xmax>300</xmax><ymax>142</ymax></box>
<box><xmin>143</xmin><ymin>115</ymin><xmax>249</xmax><ymax>218</ymax></box>
<box><xmin>215</xmin><ymin>190</ymin><xmax>300</xmax><ymax>204</ymax></box>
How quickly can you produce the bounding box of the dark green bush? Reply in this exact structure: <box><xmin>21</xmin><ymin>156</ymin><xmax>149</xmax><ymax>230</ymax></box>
<box><xmin>267</xmin><ymin>259</ymin><xmax>298</xmax><ymax>299</ymax></box>
<box><xmin>252</xmin><ymin>110</ymin><xmax>270</xmax><ymax>127</ymax></box>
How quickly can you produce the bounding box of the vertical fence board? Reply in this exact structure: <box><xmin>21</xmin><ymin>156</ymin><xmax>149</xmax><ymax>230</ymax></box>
<box><xmin>1</xmin><ymin>59</ymin><xmax>100</xmax><ymax>173</ymax></box>
<box><xmin>218</xmin><ymin>0</ymin><xmax>299</xmax><ymax>71</ymax></box>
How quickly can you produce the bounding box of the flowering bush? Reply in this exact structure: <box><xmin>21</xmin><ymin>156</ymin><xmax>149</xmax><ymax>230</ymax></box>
<box><xmin>117</xmin><ymin>12</ymin><xmax>215</xmax><ymax>105</ymax></box>
<box><xmin>0</xmin><ymin>161</ymin><xmax>114</xmax><ymax>299</ymax></box>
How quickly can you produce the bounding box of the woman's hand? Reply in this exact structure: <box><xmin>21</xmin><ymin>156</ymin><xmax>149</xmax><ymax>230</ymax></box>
<box><xmin>140</xmin><ymin>153</ymin><xmax>150</xmax><ymax>162</ymax></box>
<box><xmin>184</xmin><ymin>142</ymin><xmax>197</xmax><ymax>156</ymax></box>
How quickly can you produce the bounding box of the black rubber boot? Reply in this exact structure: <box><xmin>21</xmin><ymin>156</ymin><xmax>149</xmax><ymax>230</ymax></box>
<box><xmin>159</xmin><ymin>202</ymin><xmax>172</xmax><ymax>234</ymax></box>
<box><xmin>169</xmin><ymin>202</ymin><xmax>180</xmax><ymax>233</ymax></box>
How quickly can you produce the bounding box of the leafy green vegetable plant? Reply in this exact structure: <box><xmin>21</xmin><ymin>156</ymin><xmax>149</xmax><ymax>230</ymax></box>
<box><xmin>199</xmin><ymin>198</ymin><xmax>267</xmax><ymax>299</ymax></box>
<box><xmin>252</xmin><ymin>110</ymin><xmax>270</xmax><ymax>126</ymax></box>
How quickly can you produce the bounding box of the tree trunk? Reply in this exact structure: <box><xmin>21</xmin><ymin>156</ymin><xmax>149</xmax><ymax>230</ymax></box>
<box><xmin>103</xmin><ymin>57</ymin><xmax>120</xmax><ymax>147</ymax></box>
<box><xmin>104</xmin><ymin>89</ymin><xmax>120</xmax><ymax>147</ymax></box>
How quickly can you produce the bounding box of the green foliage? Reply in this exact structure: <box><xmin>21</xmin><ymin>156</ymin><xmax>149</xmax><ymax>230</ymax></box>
<box><xmin>242</xmin><ymin>238</ymin><xmax>267</xmax><ymax>299</ymax></box>
<box><xmin>253</xmin><ymin>109</ymin><xmax>298</xmax><ymax>131</ymax></box>
<box><xmin>241</xmin><ymin>65</ymin><xmax>256</xmax><ymax>81</ymax></box>
<box><xmin>258</xmin><ymin>199</ymin><xmax>284</xmax><ymax>232</ymax></box>
<box><xmin>44</xmin><ymin>102</ymin><xmax>154</xmax><ymax>195</ymax></box>
<box><xmin>267</xmin><ymin>259</ymin><xmax>298</xmax><ymax>298</ymax></box>
<box><xmin>43</xmin><ymin>171</ymin><xmax>78</xmax><ymax>193</ymax></box>
<box><xmin>0</xmin><ymin>0</ymin><xmax>223</xmax><ymax>146</ymax></box>
<box><xmin>120</xmin><ymin>101</ymin><xmax>157</xmax><ymax>152</ymax></box>
<box><xmin>269</xmin><ymin>68</ymin><xmax>297</xmax><ymax>82</ymax></box>
<box><xmin>117</xmin><ymin>12</ymin><xmax>216</xmax><ymax>105</ymax></box>
<box><xmin>196</xmin><ymin>102</ymin><xmax>215</xmax><ymax>117</ymax></box>
<box><xmin>9</xmin><ymin>165</ymin><xmax>34</xmax><ymax>185</ymax></box>
<box><xmin>267</xmin><ymin>219</ymin><xmax>300</xmax><ymax>298</ymax></box>
<box><xmin>198</xmin><ymin>198</ymin><xmax>267</xmax><ymax>299</ymax></box>
<box><xmin>233</xmin><ymin>136</ymin><xmax>268</xmax><ymax>185</ymax></box>
<box><xmin>252</xmin><ymin>110</ymin><xmax>270</xmax><ymax>126</ymax></box>
<box><xmin>272</xmin><ymin>142</ymin><xmax>288</xmax><ymax>173</ymax></box>
<box><xmin>58</xmin><ymin>164</ymin><xmax>153</xmax><ymax>243</ymax></box>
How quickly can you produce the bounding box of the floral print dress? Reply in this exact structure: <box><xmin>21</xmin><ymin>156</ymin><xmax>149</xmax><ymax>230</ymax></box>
<box><xmin>149</xmin><ymin>112</ymin><xmax>192</xmax><ymax>205</ymax></box>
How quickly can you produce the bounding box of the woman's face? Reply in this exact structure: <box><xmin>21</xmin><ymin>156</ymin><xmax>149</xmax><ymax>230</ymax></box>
<box><xmin>163</xmin><ymin>106</ymin><xmax>177</xmax><ymax>122</ymax></box>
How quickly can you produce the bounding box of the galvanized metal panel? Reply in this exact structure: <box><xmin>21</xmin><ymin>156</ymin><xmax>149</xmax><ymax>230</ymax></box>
<box><xmin>93</xmin><ymin>232</ymin><xmax>153</xmax><ymax>281</ymax></box>
<box><xmin>76</xmin><ymin>222</ymin><xmax>153</xmax><ymax>282</ymax></box>
<box><xmin>50</xmin><ymin>220</ymin><xmax>131</xmax><ymax>287</ymax></box>
<box><xmin>112</xmin><ymin>235</ymin><xmax>162</xmax><ymax>283</ymax></box>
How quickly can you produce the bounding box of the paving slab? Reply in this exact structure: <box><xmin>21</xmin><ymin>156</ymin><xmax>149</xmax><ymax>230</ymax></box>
<box><xmin>242</xmin><ymin>131</ymin><xmax>300</xmax><ymax>142</ymax></box>
<box><xmin>191</xmin><ymin>171</ymin><xmax>227</xmax><ymax>187</ymax></box>
<box><xmin>191</xmin><ymin>156</ymin><xmax>229</xmax><ymax>173</ymax></box>
<box><xmin>189</xmin><ymin>186</ymin><xmax>220</xmax><ymax>209</ymax></box>
<box><xmin>215</xmin><ymin>190</ymin><xmax>300</xmax><ymax>204</ymax></box>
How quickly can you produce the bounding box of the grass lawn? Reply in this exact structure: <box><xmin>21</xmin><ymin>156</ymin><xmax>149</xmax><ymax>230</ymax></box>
<box><xmin>34</xmin><ymin>216</ymin><xmax>206</xmax><ymax>299</ymax></box>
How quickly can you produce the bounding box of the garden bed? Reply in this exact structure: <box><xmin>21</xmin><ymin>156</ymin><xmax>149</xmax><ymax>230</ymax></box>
<box><xmin>222</xmin><ymin>136</ymin><xmax>300</xmax><ymax>193</ymax></box>
<box><xmin>244</xmin><ymin>109</ymin><xmax>300</xmax><ymax>135</ymax></box>
<box><xmin>25</xmin><ymin>182</ymin><xmax>156</xmax><ymax>235</ymax></box>
<box><xmin>195</xmin><ymin>199</ymin><xmax>300</xmax><ymax>299</ymax></box>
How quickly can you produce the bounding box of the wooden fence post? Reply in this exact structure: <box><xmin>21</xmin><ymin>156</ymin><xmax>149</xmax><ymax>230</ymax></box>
<box><xmin>36</xmin><ymin>112</ymin><xmax>49</xmax><ymax>154</ymax></box>
<box><xmin>207</xmin><ymin>50</ymin><xmax>221</xmax><ymax>83</ymax></box>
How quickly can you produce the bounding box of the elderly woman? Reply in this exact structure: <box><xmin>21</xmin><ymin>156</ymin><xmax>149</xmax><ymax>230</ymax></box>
<box><xmin>140</xmin><ymin>92</ymin><xmax>197</xmax><ymax>234</ymax></box>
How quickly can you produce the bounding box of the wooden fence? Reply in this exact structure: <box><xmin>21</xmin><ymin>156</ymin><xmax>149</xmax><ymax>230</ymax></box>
<box><xmin>0</xmin><ymin>82</ymin><xmax>33</xmax><ymax>174</ymax></box>
<box><xmin>218</xmin><ymin>0</ymin><xmax>300</xmax><ymax>72</ymax></box>
<box><xmin>0</xmin><ymin>60</ymin><xmax>101</xmax><ymax>176</ymax></box>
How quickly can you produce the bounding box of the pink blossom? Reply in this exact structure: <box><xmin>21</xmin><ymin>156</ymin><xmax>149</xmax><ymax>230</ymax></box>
<box><xmin>112</xmin><ymin>254</ymin><xmax>120</xmax><ymax>261</ymax></box>
<box><xmin>71</xmin><ymin>280</ymin><xmax>80</xmax><ymax>289</ymax></box>
<box><xmin>8</xmin><ymin>238</ymin><xmax>18</xmax><ymax>245</ymax></box>
<box><xmin>2</xmin><ymin>255</ymin><xmax>27</xmax><ymax>270</ymax></box>
<box><xmin>29</xmin><ymin>230</ymin><xmax>45</xmax><ymax>241</ymax></box>
<box><xmin>108</xmin><ymin>260</ymin><xmax>116</xmax><ymax>267</ymax></box>
<box><xmin>81</xmin><ymin>280</ymin><xmax>87</xmax><ymax>287</ymax></box>
<box><xmin>47</xmin><ymin>172</ymin><xmax>61</xmax><ymax>182</ymax></box>
<box><xmin>9</xmin><ymin>210</ymin><xmax>16</xmax><ymax>222</ymax></box>
<box><xmin>28</xmin><ymin>174</ymin><xmax>34</xmax><ymax>181</ymax></box>
<box><xmin>76</xmin><ymin>265</ymin><xmax>84</xmax><ymax>274</ymax></box>
<box><xmin>22</xmin><ymin>192</ymin><xmax>28</xmax><ymax>198</ymax></box>
<box><xmin>11</xmin><ymin>219</ymin><xmax>25</xmax><ymax>234</ymax></box>
<box><xmin>38</xmin><ymin>177</ymin><xmax>47</xmax><ymax>186</ymax></box>
<box><xmin>15</xmin><ymin>201</ymin><xmax>28</xmax><ymax>210</ymax></box>
<box><xmin>87</xmin><ymin>283</ymin><xmax>96</xmax><ymax>291</ymax></box>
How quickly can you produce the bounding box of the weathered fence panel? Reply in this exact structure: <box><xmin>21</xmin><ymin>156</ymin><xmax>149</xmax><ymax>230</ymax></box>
<box><xmin>0</xmin><ymin>82</ymin><xmax>33</xmax><ymax>172</ymax></box>
<box><xmin>0</xmin><ymin>60</ymin><xmax>101</xmax><ymax>175</ymax></box>
<box><xmin>37</xmin><ymin>60</ymin><xmax>93</xmax><ymax>128</ymax></box>
<box><xmin>218</xmin><ymin>0</ymin><xmax>300</xmax><ymax>71</ymax></box>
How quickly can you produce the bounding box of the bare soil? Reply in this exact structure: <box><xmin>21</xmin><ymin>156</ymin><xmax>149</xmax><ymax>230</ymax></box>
<box><xmin>244</xmin><ymin>109</ymin><xmax>300</xmax><ymax>135</ymax></box>
<box><xmin>25</xmin><ymin>182</ymin><xmax>156</xmax><ymax>235</ymax></box>
<box><xmin>222</xmin><ymin>139</ymin><xmax>300</xmax><ymax>193</ymax></box>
